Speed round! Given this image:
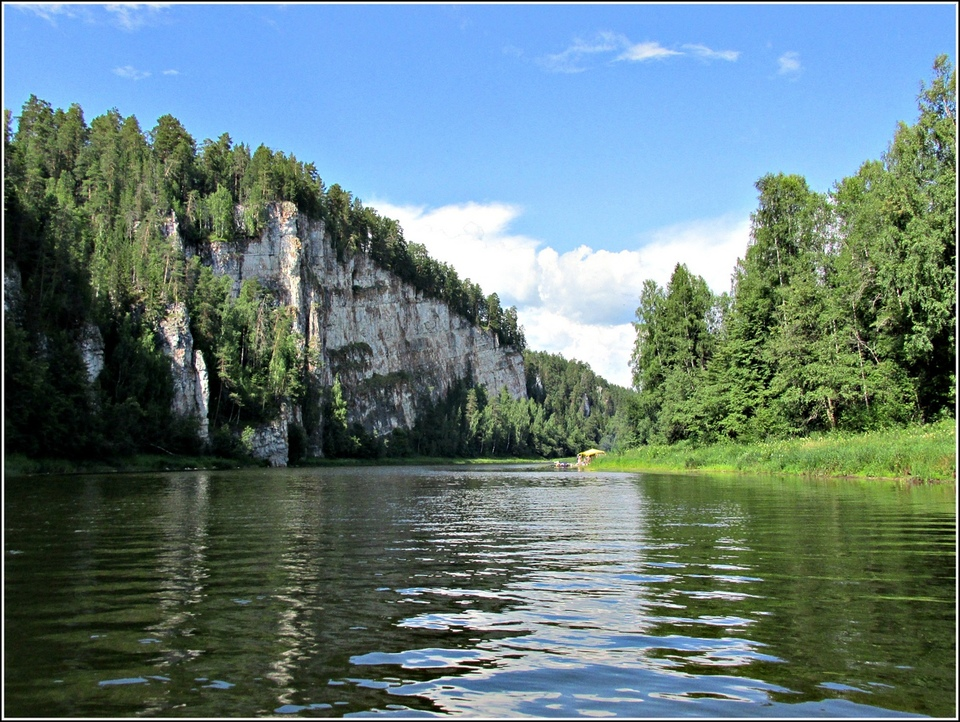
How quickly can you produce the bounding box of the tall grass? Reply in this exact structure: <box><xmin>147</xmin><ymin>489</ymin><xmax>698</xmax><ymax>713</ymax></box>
<box><xmin>592</xmin><ymin>419</ymin><xmax>956</xmax><ymax>481</ymax></box>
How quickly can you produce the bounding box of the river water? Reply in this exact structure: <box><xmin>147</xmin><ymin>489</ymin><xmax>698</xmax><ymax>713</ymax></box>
<box><xmin>4</xmin><ymin>466</ymin><xmax>955</xmax><ymax>718</ymax></box>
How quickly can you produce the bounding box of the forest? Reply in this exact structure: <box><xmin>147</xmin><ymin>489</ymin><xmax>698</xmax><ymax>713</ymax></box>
<box><xmin>2</xmin><ymin>89</ymin><xmax>623</xmax><ymax>462</ymax></box>
<box><xmin>3</xmin><ymin>57</ymin><xmax>954</xmax><ymax>464</ymax></box>
<box><xmin>356</xmin><ymin>350</ymin><xmax>637</xmax><ymax>461</ymax></box>
<box><xmin>629</xmin><ymin>56</ymin><xmax>955</xmax><ymax>446</ymax></box>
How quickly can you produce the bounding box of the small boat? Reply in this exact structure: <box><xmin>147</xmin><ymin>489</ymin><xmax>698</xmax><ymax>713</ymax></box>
<box><xmin>554</xmin><ymin>461</ymin><xmax>573</xmax><ymax>469</ymax></box>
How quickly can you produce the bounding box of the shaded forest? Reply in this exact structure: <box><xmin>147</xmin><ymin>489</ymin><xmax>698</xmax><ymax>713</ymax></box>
<box><xmin>393</xmin><ymin>350</ymin><xmax>636</xmax><ymax>460</ymax></box>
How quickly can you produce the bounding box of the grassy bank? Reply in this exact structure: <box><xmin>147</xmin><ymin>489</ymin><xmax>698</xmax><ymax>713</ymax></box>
<box><xmin>590</xmin><ymin>419</ymin><xmax>957</xmax><ymax>482</ymax></box>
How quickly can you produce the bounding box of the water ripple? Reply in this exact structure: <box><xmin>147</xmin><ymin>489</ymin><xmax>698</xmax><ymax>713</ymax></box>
<box><xmin>4</xmin><ymin>469</ymin><xmax>953</xmax><ymax>718</ymax></box>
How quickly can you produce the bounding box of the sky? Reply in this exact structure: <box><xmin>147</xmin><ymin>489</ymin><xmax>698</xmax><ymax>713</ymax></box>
<box><xmin>3</xmin><ymin>2</ymin><xmax>956</xmax><ymax>387</ymax></box>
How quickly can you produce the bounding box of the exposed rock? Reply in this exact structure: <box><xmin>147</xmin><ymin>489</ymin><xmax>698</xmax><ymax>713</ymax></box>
<box><xmin>158</xmin><ymin>302</ymin><xmax>210</xmax><ymax>443</ymax></box>
<box><xmin>166</xmin><ymin>201</ymin><xmax>526</xmax><ymax>465</ymax></box>
<box><xmin>246</xmin><ymin>416</ymin><xmax>288</xmax><ymax>467</ymax></box>
<box><xmin>161</xmin><ymin>212</ymin><xmax>194</xmax><ymax>261</ymax></box>
<box><xmin>78</xmin><ymin>322</ymin><xmax>105</xmax><ymax>384</ymax></box>
<box><xmin>205</xmin><ymin>201</ymin><xmax>526</xmax><ymax>439</ymax></box>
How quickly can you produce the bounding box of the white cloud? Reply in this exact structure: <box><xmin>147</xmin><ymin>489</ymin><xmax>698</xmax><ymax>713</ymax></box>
<box><xmin>368</xmin><ymin>200</ymin><xmax>542</xmax><ymax>307</ymax></box>
<box><xmin>535</xmin><ymin>245</ymin><xmax>646</xmax><ymax>326</ymax></box>
<box><xmin>617</xmin><ymin>41</ymin><xmax>682</xmax><ymax>62</ymax></box>
<box><xmin>15</xmin><ymin>4</ymin><xmax>86</xmax><ymax>24</ymax></box>
<box><xmin>537</xmin><ymin>31</ymin><xmax>629</xmax><ymax>73</ymax></box>
<box><xmin>113</xmin><ymin>64</ymin><xmax>151</xmax><ymax>80</ymax></box>
<box><xmin>368</xmin><ymin>199</ymin><xmax>748</xmax><ymax>389</ymax></box>
<box><xmin>537</xmin><ymin>34</ymin><xmax>741</xmax><ymax>73</ymax></box>
<box><xmin>635</xmin><ymin>215</ymin><xmax>750</xmax><ymax>295</ymax></box>
<box><xmin>17</xmin><ymin>2</ymin><xmax>169</xmax><ymax>30</ymax></box>
<box><xmin>569</xmin><ymin>31</ymin><xmax>628</xmax><ymax>55</ymax></box>
<box><xmin>104</xmin><ymin>3</ymin><xmax>170</xmax><ymax>31</ymax></box>
<box><xmin>683</xmin><ymin>44</ymin><xmax>741</xmax><ymax>62</ymax></box>
<box><xmin>778</xmin><ymin>51</ymin><xmax>802</xmax><ymax>76</ymax></box>
<box><xmin>520</xmin><ymin>307</ymin><xmax>638</xmax><ymax>389</ymax></box>
<box><xmin>162</xmin><ymin>69</ymin><xmax>179</xmax><ymax>75</ymax></box>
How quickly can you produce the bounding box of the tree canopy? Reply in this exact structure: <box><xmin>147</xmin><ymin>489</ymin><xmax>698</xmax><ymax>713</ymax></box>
<box><xmin>4</xmin><ymin>93</ymin><xmax>525</xmax><ymax>460</ymax></box>
<box><xmin>629</xmin><ymin>56</ymin><xmax>956</xmax><ymax>446</ymax></box>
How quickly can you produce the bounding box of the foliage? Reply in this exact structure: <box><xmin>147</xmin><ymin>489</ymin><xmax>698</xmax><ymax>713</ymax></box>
<box><xmin>4</xmin><ymin>92</ymin><xmax>525</xmax><ymax>461</ymax></box>
<box><xmin>6</xmin><ymin>57</ymin><xmax>951</xmax><ymax>464</ymax></box>
<box><xmin>399</xmin><ymin>351</ymin><xmax>638</xmax><ymax>459</ymax></box>
<box><xmin>629</xmin><ymin>56</ymin><xmax>956</xmax><ymax>448</ymax></box>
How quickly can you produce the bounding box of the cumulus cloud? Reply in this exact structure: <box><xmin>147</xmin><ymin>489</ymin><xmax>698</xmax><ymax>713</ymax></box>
<box><xmin>369</xmin><ymin>201</ymin><xmax>542</xmax><ymax>307</ymax></box>
<box><xmin>635</xmin><ymin>215</ymin><xmax>750</xmax><ymax>295</ymax></box>
<box><xmin>521</xmin><ymin>308</ymin><xmax>638</xmax><ymax>390</ymax></box>
<box><xmin>113</xmin><ymin>64</ymin><xmax>151</xmax><ymax>80</ymax></box>
<box><xmin>368</xmin><ymin>199</ymin><xmax>748</xmax><ymax>389</ymax></box>
<box><xmin>535</xmin><ymin>245</ymin><xmax>646</xmax><ymax>326</ymax></box>
<box><xmin>778</xmin><ymin>51</ymin><xmax>802</xmax><ymax>76</ymax></box>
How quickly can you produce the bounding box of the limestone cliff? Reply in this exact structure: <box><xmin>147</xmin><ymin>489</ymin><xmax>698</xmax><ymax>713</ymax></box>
<box><xmin>158</xmin><ymin>302</ymin><xmax>209</xmax><ymax>444</ymax></box>
<box><xmin>163</xmin><ymin>202</ymin><xmax>526</xmax><ymax>464</ymax></box>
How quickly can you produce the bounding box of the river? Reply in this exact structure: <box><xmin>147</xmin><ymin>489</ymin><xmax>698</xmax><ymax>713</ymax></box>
<box><xmin>4</xmin><ymin>466</ymin><xmax>955</xmax><ymax>718</ymax></box>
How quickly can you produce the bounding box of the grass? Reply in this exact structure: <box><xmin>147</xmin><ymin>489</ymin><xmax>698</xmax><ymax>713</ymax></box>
<box><xmin>590</xmin><ymin>419</ymin><xmax>957</xmax><ymax>482</ymax></box>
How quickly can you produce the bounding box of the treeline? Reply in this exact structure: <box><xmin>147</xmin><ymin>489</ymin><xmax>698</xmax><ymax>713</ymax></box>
<box><xmin>383</xmin><ymin>350</ymin><xmax>637</xmax><ymax>459</ymax></box>
<box><xmin>3</xmin><ymin>96</ymin><xmax>522</xmax><ymax>459</ymax></box>
<box><xmin>630</xmin><ymin>56</ymin><xmax>955</xmax><ymax>446</ymax></box>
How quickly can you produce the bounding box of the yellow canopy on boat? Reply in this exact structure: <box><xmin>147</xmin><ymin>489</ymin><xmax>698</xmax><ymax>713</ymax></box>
<box><xmin>579</xmin><ymin>449</ymin><xmax>606</xmax><ymax>457</ymax></box>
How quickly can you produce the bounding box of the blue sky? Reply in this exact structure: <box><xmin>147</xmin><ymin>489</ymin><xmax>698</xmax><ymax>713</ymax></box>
<box><xmin>4</xmin><ymin>2</ymin><xmax>956</xmax><ymax>386</ymax></box>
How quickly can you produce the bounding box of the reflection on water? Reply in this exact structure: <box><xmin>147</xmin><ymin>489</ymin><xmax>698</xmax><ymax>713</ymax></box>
<box><xmin>4</xmin><ymin>467</ymin><xmax>955</xmax><ymax>718</ymax></box>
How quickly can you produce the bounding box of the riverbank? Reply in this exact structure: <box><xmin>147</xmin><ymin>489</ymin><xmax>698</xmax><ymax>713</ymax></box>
<box><xmin>3</xmin><ymin>453</ymin><xmax>245</xmax><ymax>477</ymax></box>
<box><xmin>8</xmin><ymin>421</ymin><xmax>955</xmax><ymax>481</ymax></box>
<box><xmin>3</xmin><ymin>452</ymin><xmax>543</xmax><ymax>477</ymax></box>
<box><xmin>589</xmin><ymin>419</ymin><xmax>956</xmax><ymax>482</ymax></box>
<box><xmin>297</xmin><ymin>455</ymin><xmax>543</xmax><ymax>467</ymax></box>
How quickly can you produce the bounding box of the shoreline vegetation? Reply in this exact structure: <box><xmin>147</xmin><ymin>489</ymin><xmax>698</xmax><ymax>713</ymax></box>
<box><xmin>588</xmin><ymin>419</ymin><xmax>956</xmax><ymax>483</ymax></box>
<box><xmin>5</xmin><ymin>59</ymin><xmax>953</xmax><ymax>473</ymax></box>
<box><xmin>6</xmin><ymin>420</ymin><xmax>954</xmax><ymax>483</ymax></box>
<box><xmin>1</xmin><ymin>452</ymin><xmax>545</xmax><ymax>478</ymax></box>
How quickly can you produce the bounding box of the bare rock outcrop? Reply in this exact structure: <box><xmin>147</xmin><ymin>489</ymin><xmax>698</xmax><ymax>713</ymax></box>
<box><xmin>164</xmin><ymin>201</ymin><xmax>526</xmax><ymax>465</ymax></box>
<box><xmin>158</xmin><ymin>302</ymin><xmax>210</xmax><ymax>443</ymax></box>
<box><xmin>78</xmin><ymin>323</ymin><xmax>105</xmax><ymax>385</ymax></box>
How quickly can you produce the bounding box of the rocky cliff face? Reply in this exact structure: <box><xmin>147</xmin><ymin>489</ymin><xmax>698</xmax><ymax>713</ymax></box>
<box><xmin>5</xmin><ymin>262</ymin><xmax>104</xmax><ymax>386</ymax></box>
<box><xmin>158</xmin><ymin>302</ymin><xmax>209</xmax><ymax>444</ymax></box>
<box><xmin>164</xmin><ymin>202</ymin><xmax>526</xmax><ymax>464</ymax></box>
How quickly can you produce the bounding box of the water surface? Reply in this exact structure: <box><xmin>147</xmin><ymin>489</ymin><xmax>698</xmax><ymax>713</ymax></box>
<box><xmin>4</xmin><ymin>466</ymin><xmax>955</xmax><ymax>717</ymax></box>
